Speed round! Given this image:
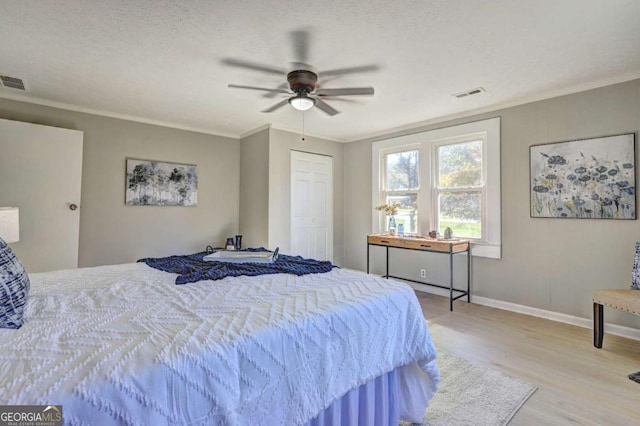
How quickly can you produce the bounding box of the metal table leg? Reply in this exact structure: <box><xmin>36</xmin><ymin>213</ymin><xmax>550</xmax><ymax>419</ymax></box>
<box><xmin>449</xmin><ymin>251</ymin><xmax>454</xmax><ymax>311</ymax></box>
<box><xmin>385</xmin><ymin>246</ymin><xmax>389</xmax><ymax>278</ymax></box>
<box><xmin>367</xmin><ymin>243</ymin><xmax>370</xmax><ymax>274</ymax></box>
<box><xmin>467</xmin><ymin>249</ymin><xmax>471</xmax><ymax>303</ymax></box>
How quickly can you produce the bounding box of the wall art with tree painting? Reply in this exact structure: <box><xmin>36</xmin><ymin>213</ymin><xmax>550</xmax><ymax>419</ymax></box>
<box><xmin>125</xmin><ymin>158</ymin><xmax>198</xmax><ymax>206</ymax></box>
<box><xmin>530</xmin><ymin>133</ymin><xmax>635</xmax><ymax>219</ymax></box>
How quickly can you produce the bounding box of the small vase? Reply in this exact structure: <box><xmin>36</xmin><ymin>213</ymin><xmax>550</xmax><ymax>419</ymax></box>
<box><xmin>444</xmin><ymin>227</ymin><xmax>453</xmax><ymax>239</ymax></box>
<box><xmin>388</xmin><ymin>216</ymin><xmax>397</xmax><ymax>236</ymax></box>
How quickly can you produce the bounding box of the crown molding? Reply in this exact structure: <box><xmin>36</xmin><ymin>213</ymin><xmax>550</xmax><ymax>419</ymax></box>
<box><xmin>2</xmin><ymin>72</ymin><xmax>638</xmax><ymax>144</ymax></box>
<box><xmin>0</xmin><ymin>92</ymin><xmax>239</xmax><ymax>139</ymax></box>
<box><xmin>349</xmin><ymin>72</ymin><xmax>640</xmax><ymax>143</ymax></box>
<box><xmin>238</xmin><ymin>124</ymin><xmax>272</xmax><ymax>139</ymax></box>
<box><xmin>268</xmin><ymin>123</ymin><xmax>346</xmax><ymax>143</ymax></box>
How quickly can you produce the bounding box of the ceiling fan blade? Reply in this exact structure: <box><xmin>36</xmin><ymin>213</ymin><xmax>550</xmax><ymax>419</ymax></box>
<box><xmin>325</xmin><ymin>97</ymin><xmax>357</xmax><ymax>103</ymax></box>
<box><xmin>290</xmin><ymin>29</ymin><xmax>311</xmax><ymax>64</ymax></box>
<box><xmin>261</xmin><ymin>99</ymin><xmax>290</xmax><ymax>113</ymax></box>
<box><xmin>314</xmin><ymin>98</ymin><xmax>340</xmax><ymax>116</ymax></box>
<box><xmin>263</xmin><ymin>82</ymin><xmax>289</xmax><ymax>98</ymax></box>
<box><xmin>320</xmin><ymin>64</ymin><xmax>379</xmax><ymax>77</ymax></box>
<box><xmin>221</xmin><ymin>58</ymin><xmax>286</xmax><ymax>75</ymax></box>
<box><xmin>315</xmin><ymin>87</ymin><xmax>375</xmax><ymax>96</ymax></box>
<box><xmin>228</xmin><ymin>84</ymin><xmax>291</xmax><ymax>94</ymax></box>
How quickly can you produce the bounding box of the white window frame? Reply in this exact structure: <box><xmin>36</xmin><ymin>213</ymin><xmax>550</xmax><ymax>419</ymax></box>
<box><xmin>432</xmin><ymin>133</ymin><xmax>487</xmax><ymax>240</ymax></box>
<box><xmin>372</xmin><ymin>117</ymin><xmax>501</xmax><ymax>259</ymax></box>
<box><xmin>379</xmin><ymin>144</ymin><xmax>420</xmax><ymax>233</ymax></box>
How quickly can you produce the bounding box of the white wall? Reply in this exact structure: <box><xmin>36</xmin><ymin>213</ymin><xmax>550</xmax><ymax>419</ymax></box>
<box><xmin>239</xmin><ymin>128</ymin><xmax>270</xmax><ymax>249</ymax></box>
<box><xmin>344</xmin><ymin>79</ymin><xmax>640</xmax><ymax>329</ymax></box>
<box><xmin>0</xmin><ymin>97</ymin><xmax>240</xmax><ymax>267</ymax></box>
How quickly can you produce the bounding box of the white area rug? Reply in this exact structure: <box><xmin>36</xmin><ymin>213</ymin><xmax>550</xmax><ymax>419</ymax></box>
<box><xmin>405</xmin><ymin>351</ymin><xmax>537</xmax><ymax>426</ymax></box>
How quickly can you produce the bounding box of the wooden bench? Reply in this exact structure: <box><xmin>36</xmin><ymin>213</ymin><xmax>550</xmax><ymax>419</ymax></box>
<box><xmin>592</xmin><ymin>289</ymin><xmax>640</xmax><ymax>348</ymax></box>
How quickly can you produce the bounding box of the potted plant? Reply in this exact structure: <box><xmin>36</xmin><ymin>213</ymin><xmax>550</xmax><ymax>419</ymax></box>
<box><xmin>375</xmin><ymin>202</ymin><xmax>401</xmax><ymax>236</ymax></box>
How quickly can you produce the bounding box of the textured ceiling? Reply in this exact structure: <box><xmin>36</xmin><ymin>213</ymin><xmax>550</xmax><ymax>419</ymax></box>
<box><xmin>1</xmin><ymin>0</ymin><xmax>639</xmax><ymax>142</ymax></box>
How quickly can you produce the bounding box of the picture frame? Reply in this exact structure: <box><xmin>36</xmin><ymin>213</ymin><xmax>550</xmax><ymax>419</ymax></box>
<box><xmin>530</xmin><ymin>133</ymin><xmax>636</xmax><ymax>219</ymax></box>
<box><xmin>125</xmin><ymin>158</ymin><xmax>198</xmax><ymax>206</ymax></box>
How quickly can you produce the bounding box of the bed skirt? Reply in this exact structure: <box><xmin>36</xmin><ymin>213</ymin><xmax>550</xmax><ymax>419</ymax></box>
<box><xmin>306</xmin><ymin>368</ymin><xmax>400</xmax><ymax>426</ymax></box>
<box><xmin>306</xmin><ymin>360</ymin><xmax>434</xmax><ymax>426</ymax></box>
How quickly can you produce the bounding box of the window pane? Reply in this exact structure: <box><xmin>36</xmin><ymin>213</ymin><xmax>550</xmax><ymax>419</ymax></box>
<box><xmin>438</xmin><ymin>140</ymin><xmax>482</xmax><ymax>188</ymax></box>
<box><xmin>438</xmin><ymin>192</ymin><xmax>481</xmax><ymax>238</ymax></box>
<box><xmin>386</xmin><ymin>193</ymin><xmax>418</xmax><ymax>234</ymax></box>
<box><xmin>385</xmin><ymin>150</ymin><xmax>419</xmax><ymax>191</ymax></box>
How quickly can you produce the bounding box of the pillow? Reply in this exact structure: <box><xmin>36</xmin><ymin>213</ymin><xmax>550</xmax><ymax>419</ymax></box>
<box><xmin>632</xmin><ymin>242</ymin><xmax>640</xmax><ymax>290</ymax></box>
<box><xmin>0</xmin><ymin>237</ymin><xmax>30</xmax><ymax>328</ymax></box>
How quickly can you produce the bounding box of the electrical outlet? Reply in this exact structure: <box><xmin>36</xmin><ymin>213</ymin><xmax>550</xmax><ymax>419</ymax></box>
<box><xmin>420</xmin><ymin>269</ymin><xmax>427</xmax><ymax>278</ymax></box>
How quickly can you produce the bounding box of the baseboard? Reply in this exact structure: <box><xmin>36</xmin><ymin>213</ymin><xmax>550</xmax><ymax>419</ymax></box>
<box><xmin>406</xmin><ymin>282</ymin><xmax>640</xmax><ymax>342</ymax></box>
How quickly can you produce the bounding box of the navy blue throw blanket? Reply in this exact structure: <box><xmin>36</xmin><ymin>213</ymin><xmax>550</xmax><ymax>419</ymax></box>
<box><xmin>138</xmin><ymin>248</ymin><xmax>335</xmax><ymax>285</ymax></box>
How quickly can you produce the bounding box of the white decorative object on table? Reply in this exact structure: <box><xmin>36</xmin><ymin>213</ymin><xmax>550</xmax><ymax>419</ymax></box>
<box><xmin>444</xmin><ymin>227</ymin><xmax>453</xmax><ymax>240</ymax></box>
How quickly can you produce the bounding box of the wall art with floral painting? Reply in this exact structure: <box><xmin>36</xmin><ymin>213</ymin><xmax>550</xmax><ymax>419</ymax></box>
<box><xmin>530</xmin><ymin>133</ymin><xmax>635</xmax><ymax>219</ymax></box>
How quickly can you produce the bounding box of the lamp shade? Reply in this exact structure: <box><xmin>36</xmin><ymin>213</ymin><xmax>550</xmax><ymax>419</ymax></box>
<box><xmin>289</xmin><ymin>95</ymin><xmax>315</xmax><ymax>111</ymax></box>
<box><xmin>0</xmin><ymin>207</ymin><xmax>19</xmax><ymax>243</ymax></box>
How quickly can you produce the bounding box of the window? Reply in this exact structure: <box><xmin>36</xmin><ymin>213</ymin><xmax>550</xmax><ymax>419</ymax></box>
<box><xmin>372</xmin><ymin>117</ymin><xmax>501</xmax><ymax>258</ymax></box>
<box><xmin>382</xmin><ymin>150</ymin><xmax>419</xmax><ymax>233</ymax></box>
<box><xmin>435</xmin><ymin>139</ymin><xmax>484</xmax><ymax>239</ymax></box>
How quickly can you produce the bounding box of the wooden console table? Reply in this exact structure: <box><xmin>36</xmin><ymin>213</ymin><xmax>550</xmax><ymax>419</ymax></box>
<box><xmin>366</xmin><ymin>234</ymin><xmax>470</xmax><ymax>311</ymax></box>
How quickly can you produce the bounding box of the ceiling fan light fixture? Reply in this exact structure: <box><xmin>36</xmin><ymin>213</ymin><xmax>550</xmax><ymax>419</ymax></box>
<box><xmin>289</xmin><ymin>95</ymin><xmax>315</xmax><ymax>111</ymax></box>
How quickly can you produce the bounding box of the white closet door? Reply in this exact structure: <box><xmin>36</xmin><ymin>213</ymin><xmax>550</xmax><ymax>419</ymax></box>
<box><xmin>290</xmin><ymin>150</ymin><xmax>333</xmax><ymax>262</ymax></box>
<box><xmin>0</xmin><ymin>118</ymin><xmax>83</xmax><ymax>272</ymax></box>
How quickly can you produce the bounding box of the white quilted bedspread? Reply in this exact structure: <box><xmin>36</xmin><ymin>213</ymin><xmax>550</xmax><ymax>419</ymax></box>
<box><xmin>0</xmin><ymin>264</ymin><xmax>439</xmax><ymax>425</ymax></box>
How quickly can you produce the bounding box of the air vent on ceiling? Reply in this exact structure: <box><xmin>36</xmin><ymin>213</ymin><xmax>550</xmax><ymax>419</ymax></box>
<box><xmin>453</xmin><ymin>87</ymin><xmax>485</xmax><ymax>98</ymax></box>
<box><xmin>0</xmin><ymin>74</ymin><xmax>27</xmax><ymax>91</ymax></box>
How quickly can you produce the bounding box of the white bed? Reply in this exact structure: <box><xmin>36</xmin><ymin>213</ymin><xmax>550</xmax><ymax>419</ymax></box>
<box><xmin>0</xmin><ymin>263</ymin><xmax>440</xmax><ymax>425</ymax></box>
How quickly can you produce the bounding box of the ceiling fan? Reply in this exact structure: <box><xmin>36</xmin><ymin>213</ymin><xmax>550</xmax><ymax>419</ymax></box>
<box><xmin>223</xmin><ymin>30</ymin><xmax>377</xmax><ymax>116</ymax></box>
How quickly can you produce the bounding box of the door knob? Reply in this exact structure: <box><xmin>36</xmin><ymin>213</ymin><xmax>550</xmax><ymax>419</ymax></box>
<box><xmin>69</xmin><ymin>203</ymin><xmax>78</xmax><ymax>211</ymax></box>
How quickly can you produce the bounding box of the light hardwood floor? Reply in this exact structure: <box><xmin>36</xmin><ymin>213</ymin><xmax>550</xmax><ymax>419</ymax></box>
<box><xmin>415</xmin><ymin>292</ymin><xmax>640</xmax><ymax>425</ymax></box>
